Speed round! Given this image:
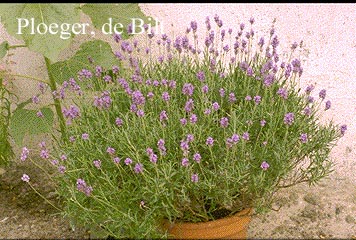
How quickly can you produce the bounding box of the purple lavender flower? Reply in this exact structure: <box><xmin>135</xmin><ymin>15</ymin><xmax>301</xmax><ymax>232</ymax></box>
<box><xmin>162</xmin><ymin>92</ymin><xmax>170</xmax><ymax>102</ymax></box>
<box><xmin>82</xmin><ymin>133</ymin><xmax>89</xmax><ymax>140</ymax></box>
<box><xmin>260</xmin><ymin>161</ymin><xmax>270</xmax><ymax>170</ymax></box>
<box><xmin>180</xmin><ymin>118</ymin><xmax>187</xmax><ymax>126</ymax></box>
<box><xmin>193</xmin><ymin>153</ymin><xmax>201</xmax><ymax>163</ymax></box>
<box><xmin>114</xmin><ymin>33</ymin><xmax>122</xmax><ymax>42</ymax></box>
<box><xmin>277</xmin><ymin>88</ymin><xmax>288</xmax><ymax>99</ymax></box>
<box><xmin>190</xmin><ymin>21</ymin><xmax>198</xmax><ymax>32</ymax></box>
<box><xmin>263</xmin><ymin>74</ymin><xmax>275</xmax><ymax>87</ymax></box>
<box><xmin>157</xmin><ymin>139</ymin><xmax>166</xmax><ymax>156</ymax></box>
<box><xmin>69</xmin><ymin>136</ymin><xmax>76</xmax><ymax>143</ymax></box>
<box><xmin>220</xmin><ymin>117</ymin><xmax>229</xmax><ymax>128</ymax></box>
<box><xmin>284</xmin><ymin>112</ymin><xmax>295</xmax><ymax>126</ymax></box>
<box><xmin>134</xmin><ymin>163</ymin><xmax>143</xmax><ymax>173</ymax></box>
<box><xmin>303</xmin><ymin>106</ymin><xmax>312</xmax><ymax>116</ymax></box>
<box><xmin>242</xmin><ymin>132</ymin><xmax>250</xmax><ymax>141</ymax></box>
<box><xmin>249</xmin><ymin>17</ymin><xmax>255</xmax><ymax>24</ymax></box>
<box><xmin>219</xmin><ymin>88</ymin><xmax>225</xmax><ymax>97</ymax></box>
<box><xmin>191</xmin><ymin>173</ymin><xmax>199</xmax><ymax>183</ymax></box>
<box><xmin>160</xmin><ymin>110</ymin><xmax>168</xmax><ymax>123</ymax></box>
<box><xmin>21</xmin><ymin>147</ymin><xmax>29</xmax><ymax>161</ymax></box>
<box><xmin>36</xmin><ymin>111</ymin><xmax>44</xmax><ymax>118</ymax></box>
<box><xmin>40</xmin><ymin>149</ymin><xmax>49</xmax><ymax>159</ymax></box>
<box><xmin>182</xmin><ymin>83</ymin><xmax>194</xmax><ymax>96</ymax></box>
<box><xmin>190</xmin><ymin>114</ymin><xmax>198</xmax><ymax>124</ymax></box>
<box><xmin>113</xmin><ymin>157</ymin><xmax>120</xmax><ymax>164</ymax></box>
<box><xmin>229</xmin><ymin>93</ymin><xmax>237</xmax><ymax>103</ymax></box>
<box><xmin>202</xmin><ymin>85</ymin><xmax>209</xmax><ymax>94</ymax></box>
<box><xmin>107</xmin><ymin>147</ymin><xmax>116</xmax><ymax>155</ymax></box>
<box><xmin>184</xmin><ymin>99</ymin><xmax>194</xmax><ymax>113</ymax></box>
<box><xmin>147</xmin><ymin>92</ymin><xmax>154</xmax><ymax>99</ymax></box>
<box><xmin>325</xmin><ymin>100</ymin><xmax>331</xmax><ymax>110</ymax></box>
<box><xmin>195</xmin><ymin>71</ymin><xmax>205</xmax><ymax>82</ymax></box>
<box><xmin>112</xmin><ymin>66</ymin><xmax>119</xmax><ymax>74</ymax></box>
<box><xmin>231</xmin><ymin>134</ymin><xmax>240</xmax><ymax>143</ymax></box>
<box><xmin>245</xmin><ymin>95</ymin><xmax>252</xmax><ymax>101</ymax></box>
<box><xmin>186</xmin><ymin>134</ymin><xmax>194</xmax><ymax>142</ymax></box>
<box><xmin>291</xmin><ymin>41</ymin><xmax>298</xmax><ymax>50</ymax></box>
<box><xmin>93</xmin><ymin>160</ymin><xmax>101</xmax><ymax>169</ymax></box>
<box><xmin>247</xmin><ymin>67</ymin><xmax>254</xmax><ymax>77</ymax></box>
<box><xmin>180</xmin><ymin>140</ymin><xmax>189</xmax><ymax>152</ymax></box>
<box><xmin>181</xmin><ymin>158</ymin><xmax>189</xmax><ymax>167</ymax></box>
<box><xmin>169</xmin><ymin>80</ymin><xmax>176</xmax><ymax>89</ymax></box>
<box><xmin>305</xmin><ymin>84</ymin><xmax>315</xmax><ymax>94</ymax></box>
<box><xmin>58</xmin><ymin>165</ymin><xmax>66</xmax><ymax>174</ymax></box>
<box><xmin>308</xmin><ymin>96</ymin><xmax>314</xmax><ymax>103</ymax></box>
<box><xmin>21</xmin><ymin>174</ymin><xmax>30</xmax><ymax>182</ymax></box>
<box><xmin>204</xmin><ymin>108</ymin><xmax>211</xmax><ymax>115</ymax></box>
<box><xmin>319</xmin><ymin>89</ymin><xmax>326</xmax><ymax>99</ymax></box>
<box><xmin>340</xmin><ymin>124</ymin><xmax>347</xmax><ymax>136</ymax></box>
<box><xmin>254</xmin><ymin>96</ymin><xmax>262</xmax><ymax>105</ymax></box>
<box><xmin>132</xmin><ymin>90</ymin><xmax>146</xmax><ymax>106</ymax></box>
<box><xmin>32</xmin><ymin>96</ymin><xmax>39</xmax><ymax>104</ymax></box>
<box><xmin>51</xmin><ymin>160</ymin><xmax>59</xmax><ymax>166</ymax></box>
<box><xmin>212</xmin><ymin>102</ymin><xmax>220</xmax><ymax>111</ymax></box>
<box><xmin>94</xmin><ymin>91</ymin><xmax>112</xmax><ymax>109</ymax></box>
<box><xmin>258</xmin><ymin>37</ymin><xmax>265</xmax><ymax>47</ymax></box>
<box><xmin>136</xmin><ymin>109</ymin><xmax>145</xmax><ymax>117</ymax></box>
<box><xmin>115</xmin><ymin>118</ymin><xmax>123</xmax><ymax>127</ymax></box>
<box><xmin>300</xmin><ymin>133</ymin><xmax>308</xmax><ymax>143</ymax></box>
<box><xmin>60</xmin><ymin>154</ymin><xmax>67</xmax><ymax>161</ymax></box>
<box><xmin>206</xmin><ymin>137</ymin><xmax>214</xmax><ymax>146</ymax></box>
<box><xmin>260</xmin><ymin>119</ymin><xmax>266</xmax><ymax>127</ymax></box>
<box><xmin>124</xmin><ymin>158</ymin><xmax>133</xmax><ymax>165</ymax></box>
<box><xmin>149</xmin><ymin>153</ymin><xmax>158</xmax><ymax>164</ymax></box>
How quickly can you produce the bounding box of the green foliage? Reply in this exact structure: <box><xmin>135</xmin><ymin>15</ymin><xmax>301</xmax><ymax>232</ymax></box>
<box><xmin>10</xmin><ymin>106</ymin><xmax>54</xmax><ymax>146</ymax></box>
<box><xmin>82</xmin><ymin>3</ymin><xmax>152</xmax><ymax>39</ymax></box>
<box><xmin>0</xmin><ymin>78</ymin><xmax>14</xmax><ymax>167</ymax></box>
<box><xmin>46</xmin><ymin>16</ymin><xmax>344</xmax><ymax>238</ymax></box>
<box><xmin>0</xmin><ymin>4</ymin><xmax>81</xmax><ymax>62</ymax></box>
<box><xmin>0</xmin><ymin>41</ymin><xmax>9</xmax><ymax>59</ymax></box>
<box><xmin>50</xmin><ymin>40</ymin><xmax>118</xmax><ymax>85</ymax></box>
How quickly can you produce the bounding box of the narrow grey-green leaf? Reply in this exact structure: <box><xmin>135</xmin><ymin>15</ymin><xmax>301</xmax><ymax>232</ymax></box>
<box><xmin>82</xmin><ymin>4</ymin><xmax>153</xmax><ymax>39</ymax></box>
<box><xmin>0</xmin><ymin>41</ymin><xmax>9</xmax><ymax>59</ymax></box>
<box><xmin>49</xmin><ymin>40</ymin><xmax>118</xmax><ymax>84</ymax></box>
<box><xmin>10</xmin><ymin>107</ymin><xmax>54</xmax><ymax>146</ymax></box>
<box><xmin>0</xmin><ymin>4</ymin><xmax>80</xmax><ymax>62</ymax></box>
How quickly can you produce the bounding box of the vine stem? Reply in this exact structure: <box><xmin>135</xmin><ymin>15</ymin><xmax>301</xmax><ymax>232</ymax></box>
<box><xmin>44</xmin><ymin>57</ymin><xmax>66</xmax><ymax>140</ymax></box>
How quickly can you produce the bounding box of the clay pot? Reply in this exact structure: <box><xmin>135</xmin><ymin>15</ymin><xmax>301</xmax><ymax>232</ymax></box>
<box><xmin>161</xmin><ymin>208</ymin><xmax>252</xmax><ymax>239</ymax></box>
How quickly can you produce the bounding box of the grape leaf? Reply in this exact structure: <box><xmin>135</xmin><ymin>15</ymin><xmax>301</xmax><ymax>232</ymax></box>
<box><xmin>0</xmin><ymin>4</ymin><xmax>80</xmax><ymax>62</ymax></box>
<box><xmin>10</xmin><ymin>107</ymin><xmax>54</xmax><ymax>146</ymax></box>
<box><xmin>82</xmin><ymin>3</ymin><xmax>153</xmax><ymax>39</ymax></box>
<box><xmin>49</xmin><ymin>40</ymin><xmax>118</xmax><ymax>84</ymax></box>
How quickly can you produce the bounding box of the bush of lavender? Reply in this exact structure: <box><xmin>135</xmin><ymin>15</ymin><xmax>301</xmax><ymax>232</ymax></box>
<box><xmin>21</xmin><ymin>15</ymin><xmax>346</xmax><ymax>238</ymax></box>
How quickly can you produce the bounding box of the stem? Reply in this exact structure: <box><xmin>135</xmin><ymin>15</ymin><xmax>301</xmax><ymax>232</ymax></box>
<box><xmin>28</xmin><ymin>182</ymin><xmax>62</xmax><ymax>212</ymax></box>
<box><xmin>9</xmin><ymin>73</ymin><xmax>49</xmax><ymax>84</ymax></box>
<box><xmin>8</xmin><ymin>44</ymin><xmax>27</xmax><ymax>49</ymax></box>
<box><xmin>44</xmin><ymin>57</ymin><xmax>66</xmax><ymax>140</ymax></box>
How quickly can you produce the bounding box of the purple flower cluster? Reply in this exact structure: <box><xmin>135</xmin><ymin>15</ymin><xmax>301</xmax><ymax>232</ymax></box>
<box><xmin>62</xmin><ymin>105</ymin><xmax>80</xmax><ymax>125</ymax></box>
<box><xmin>21</xmin><ymin>147</ymin><xmax>29</xmax><ymax>161</ymax></box>
<box><xmin>76</xmin><ymin>178</ymin><xmax>93</xmax><ymax>196</ymax></box>
<box><xmin>182</xmin><ymin>83</ymin><xmax>194</xmax><ymax>96</ymax></box>
<box><xmin>284</xmin><ymin>112</ymin><xmax>295</xmax><ymax>126</ymax></box>
<box><xmin>157</xmin><ymin>139</ymin><xmax>167</xmax><ymax>156</ymax></box>
<box><xmin>146</xmin><ymin>148</ymin><xmax>158</xmax><ymax>164</ymax></box>
<box><xmin>226</xmin><ymin>134</ymin><xmax>240</xmax><ymax>148</ymax></box>
<box><xmin>94</xmin><ymin>91</ymin><xmax>112</xmax><ymax>110</ymax></box>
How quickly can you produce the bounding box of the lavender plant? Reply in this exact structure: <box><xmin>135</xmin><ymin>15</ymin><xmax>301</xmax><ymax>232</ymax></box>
<box><xmin>21</xmin><ymin>16</ymin><xmax>346</xmax><ymax>238</ymax></box>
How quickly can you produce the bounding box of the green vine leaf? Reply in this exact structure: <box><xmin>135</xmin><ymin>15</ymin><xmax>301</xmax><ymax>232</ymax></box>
<box><xmin>49</xmin><ymin>40</ymin><xmax>118</xmax><ymax>84</ymax></box>
<box><xmin>0</xmin><ymin>4</ymin><xmax>80</xmax><ymax>62</ymax></box>
<box><xmin>9</xmin><ymin>107</ymin><xmax>54</xmax><ymax>146</ymax></box>
<box><xmin>82</xmin><ymin>3</ymin><xmax>153</xmax><ymax>39</ymax></box>
<box><xmin>0</xmin><ymin>41</ymin><xmax>9</xmax><ymax>59</ymax></box>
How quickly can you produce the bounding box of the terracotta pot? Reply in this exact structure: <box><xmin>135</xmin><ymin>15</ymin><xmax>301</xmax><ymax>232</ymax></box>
<box><xmin>161</xmin><ymin>208</ymin><xmax>252</xmax><ymax>239</ymax></box>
